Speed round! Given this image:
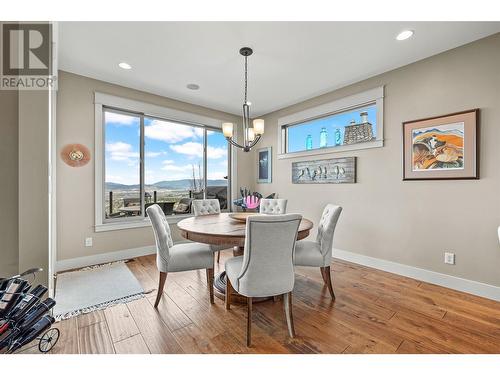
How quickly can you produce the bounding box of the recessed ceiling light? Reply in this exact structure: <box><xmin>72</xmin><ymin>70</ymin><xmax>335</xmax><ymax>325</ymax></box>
<box><xmin>118</xmin><ymin>62</ymin><xmax>132</xmax><ymax>70</ymax></box>
<box><xmin>186</xmin><ymin>83</ymin><xmax>200</xmax><ymax>90</ymax></box>
<box><xmin>396</xmin><ymin>30</ymin><xmax>414</xmax><ymax>41</ymax></box>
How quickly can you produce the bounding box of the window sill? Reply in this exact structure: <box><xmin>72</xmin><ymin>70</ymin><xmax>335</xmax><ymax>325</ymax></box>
<box><xmin>277</xmin><ymin>139</ymin><xmax>383</xmax><ymax>160</ymax></box>
<box><xmin>94</xmin><ymin>214</ymin><xmax>194</xmax><ymax>232</ymax></box>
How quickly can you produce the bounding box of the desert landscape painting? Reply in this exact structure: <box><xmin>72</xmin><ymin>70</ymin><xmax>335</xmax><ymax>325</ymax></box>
<box><xmin>412</xmin><ymin>122</ymin><xmax>465</xmax><ymax>171</ymax></box>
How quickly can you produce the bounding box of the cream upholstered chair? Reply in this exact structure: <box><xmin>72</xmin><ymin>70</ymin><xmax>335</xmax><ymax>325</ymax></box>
<box><xmin>147</xmin><ymin>204</ymin><xmax>214</xmax><ymax>308</ymax></box>
<box><xmin>259</xmin><ymin>198</ymin><xmax>287</xmax><ymax>215</ymax></box>
<box><xmin>225</xmin><ymin>214</ymin><xmax>302</xmax><ymax>346</ymax></box>
<box><xmin>192</xmin><ymin>198</ymin><xmax>221</xmax><ymax>216</ymax></box>
<box><xmin>192</xmin><ymin>199</ymin><xmax>228</xmax><ymax>263</ymax></box>
<box><xmin>294</xmin><ymin>204</ymin><xmax>342</xmax><ymax>300</ymax></box>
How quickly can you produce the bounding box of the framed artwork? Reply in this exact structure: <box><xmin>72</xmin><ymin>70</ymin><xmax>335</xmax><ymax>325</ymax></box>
<box><xmin>292</xmin><ymin>157</ymin><xmax>356</xmax><ymax>184</ymax></box>
<box><xmin>257</xmin><ymin>147</ymin><xmax>272</xmax><ymax>183</ymax></box>
<box><xmin>403</xmin><ymin>109</ymin><xmax>479</xmax><ymax>180</ymax></box>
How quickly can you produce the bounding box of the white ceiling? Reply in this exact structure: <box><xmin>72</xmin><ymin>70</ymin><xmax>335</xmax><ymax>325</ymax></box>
<box><xmin>58</xmin><ymin>22</ymin><xmax>500</xmax><ymax>117</ymax></box>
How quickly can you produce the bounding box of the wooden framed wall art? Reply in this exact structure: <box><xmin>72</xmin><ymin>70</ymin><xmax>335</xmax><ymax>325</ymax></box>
<box><xmin>403</xmin><ymin>109</ymin><xmax>479</xmax><ymax>180</ymax></box>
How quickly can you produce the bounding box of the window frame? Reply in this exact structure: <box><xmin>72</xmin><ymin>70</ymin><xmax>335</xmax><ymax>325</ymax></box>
<box><xmin>277</xmin><ymin>86</ymin><xmax>384</xmax><ymax>159</ymax></box>
<box><xmin>94</xmin><ymin>92</ymin><xmax>234</xmax><ymax>232</ymax></box>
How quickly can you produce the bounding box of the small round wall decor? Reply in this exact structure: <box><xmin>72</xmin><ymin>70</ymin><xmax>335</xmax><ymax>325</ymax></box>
<box><xmin>61</xmin><ymin>143</ymin><xmax>91</xmax><ymax>167</ymax></box>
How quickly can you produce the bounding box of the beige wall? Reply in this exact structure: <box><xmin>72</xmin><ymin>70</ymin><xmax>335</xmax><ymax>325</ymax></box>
<box><xmin>18</xmin><ymin>90</ymin><xmax>50</xmax><ymax>286</ymax></box>
<box><xmin>56</xmin><ymin>71</ymin><xmax>253</xmax><ymax>262</ymax></box>
<box><xmin>0</xmin><ymin>90</ymin><xmax>19</xmax><ymax>277</ymax></box>
<box><xmin>251</xmin><ymin>33</ymin><xmax>500</xmax><ymax>286</ymax></box>
<box><xmin>56</xmin><ymin>34</ymin><xmax>500</xmax><ymax>287</ymax></box>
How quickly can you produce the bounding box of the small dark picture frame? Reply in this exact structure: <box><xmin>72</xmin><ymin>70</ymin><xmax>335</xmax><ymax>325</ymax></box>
<box><xmin>402</xmin><ymin>109</ymin><xmax>479</xmax><ymax>181</ymax></box>
<box><xmin>257</xmin><ymin>147</ymin><xmax>272</xmax><ymax>183</ymax></box>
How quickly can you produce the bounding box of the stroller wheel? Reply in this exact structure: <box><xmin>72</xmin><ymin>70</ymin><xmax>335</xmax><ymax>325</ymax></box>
<box><xmin>39</xmin><ymin>328</ymin><xmax>60</xmax><ymax>353</ymax></box>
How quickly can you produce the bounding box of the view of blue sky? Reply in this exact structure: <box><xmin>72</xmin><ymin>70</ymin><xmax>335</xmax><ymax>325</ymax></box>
<box><xmin>287</xmin><ymin>104</ymin><xmax>377</xmax><ymax>152</ymax></box>
<box><xmin>104</xmin><ymin>111</ymin><xmax>228</xmax><ymax>185</ymax></box>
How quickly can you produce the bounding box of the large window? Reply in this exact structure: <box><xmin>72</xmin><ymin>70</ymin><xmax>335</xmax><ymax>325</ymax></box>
<box><xmin>104</xmin><ymin>110</ymin><xmax>142</xmax><ymax>219</ymax></box>
<box><xmin>206</xmin><ymin>131</ymin><xmax>229</xmax><ymax>209</ymax></box>
<box><xmin>102</xmin><ymin>107</ymin><xmax>230</xmax><ymax>223</ymax></box>
<box><xmin>278</xmin><ymin>87</ymin><xmax>384</xmax><ymax>158</ymax></box>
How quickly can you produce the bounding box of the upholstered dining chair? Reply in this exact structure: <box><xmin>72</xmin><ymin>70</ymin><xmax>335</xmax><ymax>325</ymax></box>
<box><xmin>147</xmin><ymin>204</ymin><xmax>214</xmax><ymax>308</ymax></box>
<box><xmin>259</xmin><ymin>198</ymin><xmax>288</xmax><ymax>215</ymax></box>
<box><xmin>225</xmin><ymin>214</ymin><xmax>302</xmax><ymax>346</ymax></box>
<box><xmin>192</xmin><ymin>199</ymin><xmax>228</xmax><ymax>263</ymax></box>
<box><xmin>293</xmin><ymin>204</ymin><xmax>342</xmax><ymax>300</ymax></box>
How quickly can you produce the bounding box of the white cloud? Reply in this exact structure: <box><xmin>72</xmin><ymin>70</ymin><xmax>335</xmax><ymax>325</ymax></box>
<box><xmin>208</xmin><ymin>145</ymin><xmax>227</xmax><ymax>159</ymax></box>
<box><xmin>207</xmin><ymin>171</ymin><xmax>227</xmax><ymax>180</ymax></box>
<box><xmin>106</xmin><ymin>142</ymin><xmax>164</xmax><ymax>164</ymax></box>
<box><xmin>161</xmin><ymin>164</ymin><xmax>190</xmax><ymax>173</ymax></box>
<box><xmin>145</xmin><ymin>159</ymin><xmax>226</xmax><ymax>182</ymax></box>
<box><xmin>160</xmin><ymin>162</ymin><xmax>199</xmax><ymax>180</ymax></box>
<box><xmin>145</xmin><ymin>151</ymin><xmax>165</xmax><ymax>158</ymax></box>
<box><xmin>169</xmin><ymin>142</ymin><xmax>202</xmax><ymax>158</ymax></box>
<box><xmin>105</xmin><ymin>174</ymin><xmax>139</xmax><ymax>186</ymax></box>
<box><xmin>105</xmin><ymin>112</ymin><xmax>138</xmax><ymax>126</ymax></box>
<box><xmin>194</xmin><ymin>127</ymin><xmax>204</xmax><ymax>137</ymax></box>
<box><xmin>145</xmin><ymin>119</ymin><xmax>203</xmax><ymax>143</ymax></box>
<box><xmin>106</xmin><ymin>142</ymin><xmax>139</xmax><ymax>162</ymax></box>
<box><xmin>105</xmin><ymin>175</ymin><xmax>125</xmax><ymax>183</ymax></box>
<box><xmin>169</xmin><ymin>142</ymin><xmax>227</xmax><ymax>159</ymax></box>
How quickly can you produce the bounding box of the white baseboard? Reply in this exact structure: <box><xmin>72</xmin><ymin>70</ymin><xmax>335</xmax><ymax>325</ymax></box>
<box><xmin>333</xmin><ymin>248</ymin><xmax>500</xmax><ymax>302</ymax></box>
<box><xmin>56</xmin><ymin>246</ymin><xmax>156</xmax><ymax>272</ymax></box>
<box><xmin>57</xmin><ymin>245</ymin><xmax>500</xmax><ymax>301</ymax></box>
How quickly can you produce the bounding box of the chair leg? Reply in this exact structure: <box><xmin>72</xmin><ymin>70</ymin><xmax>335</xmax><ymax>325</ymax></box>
<box><xmin>283</xmin><ymin>292</ymin><xmax>295</xmax><ymax>338</ymax></box>
<box><xmin>206</xmin><ymin>268</ymin><xmax>214</xmax><ymax>304</ymax></box>
<box><xmin>217</xmin><ymin>251</ymin><xmax>221</xmax><ymax>263</ymax></box>
<box><xmin>225</xmin><ymin>277</ymin><xmax>232</xmax><ymax>310</ymax></box>
<box><xmin>154</xmin><ymin>272</ymin><xmax>167</xmax><ymax>308</ymax></box>
<box><xmin>320</xmin><ymin>267</ymin><xmax>328</xmax><ymax>283</ymax></box>
<box><xmin>246</xmin><ymin>297</ymin><xmax>253</xmax><ymax>347</ymax></box>
<box><xmin>320</xmin><ymin>266</ymin><xmax>335</xmax><ymax>300</ymax></box>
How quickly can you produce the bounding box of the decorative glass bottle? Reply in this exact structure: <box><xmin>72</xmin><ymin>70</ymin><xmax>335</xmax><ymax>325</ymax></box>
<box><xmin>306</xmin><ymin>134</ymin><xmax>313</xmax><ymax>150</ymax></box>
<box><xmin>319</xmin><ymin>127</ymin><xmax>328</xmax><ymax>148</ymax></box>
<box><xmin>334</xmin><ymin>128</ymin><xmax>342</xmax><ymax>146</ymax></box>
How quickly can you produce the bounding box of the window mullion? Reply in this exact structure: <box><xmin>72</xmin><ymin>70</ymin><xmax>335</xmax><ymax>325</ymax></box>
<box><xmin>140</xmin><ymin>115</ymin><xmax>145</xmax><ymax>217</ymax></box>
<box><xmin>203</xmin><ymin>128</ymin><xmax>208</xmax><ymax>199</ymax></box>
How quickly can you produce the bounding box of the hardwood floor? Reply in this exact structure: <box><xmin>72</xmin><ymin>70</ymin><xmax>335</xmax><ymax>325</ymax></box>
<box><xmin>47</xmin><ymin>252</ymin><xmax>500</xmax><ymax>354</ymax></box>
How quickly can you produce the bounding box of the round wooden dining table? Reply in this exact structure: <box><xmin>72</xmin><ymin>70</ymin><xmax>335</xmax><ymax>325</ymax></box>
<box><xmin>177</xmin><ymin>212</ymin><xmax>314</xmax><ymax>303</ymax></box>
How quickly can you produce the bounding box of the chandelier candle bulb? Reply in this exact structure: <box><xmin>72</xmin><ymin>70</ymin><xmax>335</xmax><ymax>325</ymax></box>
<box><xmin>253</xmin><ymin>119</ymin><xmax>265</xmax><ymax>135</ymax></box>
<box><xmin>247</xmin><ymin>127</ymin><xmax>256</xmax><ymax>142</ymax></box>
<box><xmin>222</xmin><ymin>122</ymin><xmax>234</xmax><ymax>138</ymax></box>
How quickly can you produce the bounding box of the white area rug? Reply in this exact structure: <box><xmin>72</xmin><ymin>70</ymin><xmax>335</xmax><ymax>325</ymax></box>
<box><xmin>53</xmin><ymin>261</ymin><xmax>151</xmax><ymax>321</ymax></box>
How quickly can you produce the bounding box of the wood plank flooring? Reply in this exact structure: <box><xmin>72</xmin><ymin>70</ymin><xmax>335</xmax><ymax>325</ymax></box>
<box><xmin>47</xmin><ymin>252</ymin><xmax>500</xmax><ymax>354</ymax></box>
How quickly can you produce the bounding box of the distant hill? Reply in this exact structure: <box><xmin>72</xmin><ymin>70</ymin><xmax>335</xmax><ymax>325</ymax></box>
<box><xmin>105</xmin><ymin>179</ymin><xmax>227</xmax><ymax>191</ymax></box>
<box><xmin>105</xmin><ymin>182</ymin><xmax>139</xmax><ymax>190</ymax></box>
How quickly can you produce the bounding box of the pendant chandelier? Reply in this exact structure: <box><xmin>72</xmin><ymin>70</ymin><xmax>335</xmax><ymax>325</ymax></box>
<box><xmin>222</xmin><ymin>47</ymin><xmax>264</xmax><ymax>152</ymax></box>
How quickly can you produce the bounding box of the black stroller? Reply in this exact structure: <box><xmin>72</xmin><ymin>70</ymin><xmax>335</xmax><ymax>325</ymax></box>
<box><xmin>0</xmin><ymin>268</ymin><xmax>59</xmax><ymax>354</ymax></box>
